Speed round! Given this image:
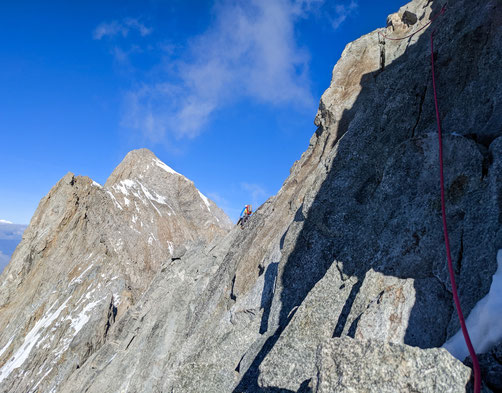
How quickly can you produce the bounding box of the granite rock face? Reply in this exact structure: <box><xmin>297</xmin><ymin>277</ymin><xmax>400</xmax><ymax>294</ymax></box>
<box><xmin>0</xmin><ymin>149</ymin><xmax>232</xmax><ymax>393</ymax></box>
<box><xmin>1</xmin><ymin>0</ymin><xmax>502</xmax><ymax>391</ymax></box>
<box><xmin>312</xmin><ymin>337</ymin><xmax>472</xmax><ymax>393</ymax></box>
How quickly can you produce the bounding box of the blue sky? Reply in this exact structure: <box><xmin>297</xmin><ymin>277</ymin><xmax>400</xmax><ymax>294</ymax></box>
<box><xmin>0</xmin><ymin>0</ymin><xmax>405</xmax><ymax>224</ymax></box>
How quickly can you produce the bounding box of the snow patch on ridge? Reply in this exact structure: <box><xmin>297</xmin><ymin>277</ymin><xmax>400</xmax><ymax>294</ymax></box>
<box><xmin>153</xmin><ymin>158</ymin><xmax>182</xmax><ymax>176</ymax></box>
<box><xmin>111</xmin><ymin>180</ymin><xmax>174</xmax><ymax>217</ymax></box>
<box><xmin>106</xmin><ymin>191</ymin><xmax>123</xmax><ymax>210</ymax></box>
<box><xmin>112</xmin><ymin>294</ymin><xmax>121</xmax><ymax>308</ymax></box>
<box><xmin>137</xmin><ymin>181</ymin><xmax>168</xmax><ymax>205</ymax></box>
<box><xmin>0</xmin><ymin>298</ymin><xmax>70</xmax><ymax>383</ymax></box>
<box><xmin>29</xmin><ymin>367</ymin><xmax>51</xmax><ymax>393</ymax></box>
<box><xmin>113</xmin><ymin>179</ymin><xmax>135</xmax><ymax>196</ymax></box>
<box><xmin>443</xmin><ymin>249</ymin><xmax>502</xmax><ymax>360</ymax></box>
<box><xmin>50</xmin><ymin>294</ymin><xmax>107</xmax><ymax>363</ymax></box>
<box><xmin>68</xmin><ymin>299</ymin><xmax>102</xmax><ymax>338</ymax></box>
<box><xmin>198</xmin><ymin>191</ymin><xmax>211</xmax><ymax>212</ymax></box>
<box><xmin>69</xmin><ymin>264</ymin><xmax>94</xmax><ymax>286</ymax></box>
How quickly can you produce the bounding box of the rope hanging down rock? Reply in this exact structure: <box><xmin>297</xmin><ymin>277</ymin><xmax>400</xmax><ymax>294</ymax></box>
<box><xmin>379</xmin><ymin>4</ymin><xmax>481</xmax><ymax>392</ymax></box>
<box><xmin>430</xmin><ymin>26</ymin><xmax>481</xmax><ymax>393</ymax></box>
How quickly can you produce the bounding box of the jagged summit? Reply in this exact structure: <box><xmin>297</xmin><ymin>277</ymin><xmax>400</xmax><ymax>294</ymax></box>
<box><xmin>104</xmin><ymin>149</ymin><xmax>233</xmax><ymax>238</ymax></box>
<box><xmin>104</xmin><ymin>149</ymin><xmax>232</xmax><ymax>231</ymax></box>
<box><xmin>105</xmin><ymin>148</ymin><xmax>184</xmax><ymax>187</ymax></box>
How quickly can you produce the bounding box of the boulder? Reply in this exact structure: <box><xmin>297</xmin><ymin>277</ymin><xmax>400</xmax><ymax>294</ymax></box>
<box><xmin>312</xmin><ymin>337</ymin><xmax>471</xmax><ymax>393</ymax></box>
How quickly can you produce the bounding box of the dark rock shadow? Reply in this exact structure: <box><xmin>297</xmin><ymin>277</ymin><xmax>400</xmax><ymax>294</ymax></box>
<box><xmin>234</xmin><ymin>0</ymin><xmax>502</xmax><ymax>391</ymax></box>
<box><xmin>260</xmin><ymin>262</ymin><xmax>279</xmax><ymax>334</ymax></box>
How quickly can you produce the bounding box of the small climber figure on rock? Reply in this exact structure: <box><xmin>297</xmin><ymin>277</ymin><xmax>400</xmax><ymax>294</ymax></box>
<box><xmin>237</xmin><ymin>205</ymin><xmax>252</xmax><ymax>228</ymax></box>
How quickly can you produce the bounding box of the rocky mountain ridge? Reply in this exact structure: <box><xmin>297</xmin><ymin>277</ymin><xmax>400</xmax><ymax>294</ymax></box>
<box><xmin>0</xmin><ymin>149</ymin><xmax>232</xmax><ymax>393</ymax></box>
<box><xmin>0</xmin><ymin>0</ymin><xmax>501</xmax><ymax>391</ymax></box>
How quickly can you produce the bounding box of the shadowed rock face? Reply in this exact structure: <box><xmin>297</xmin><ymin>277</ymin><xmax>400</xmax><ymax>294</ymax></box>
<box><xmin>466</xmin><ymin>341</ymin><xmax>502</xmax><ymax>392</ymax></box>
<box><xmin>0</xmin><ymin>149</ymin><xmax>232</xmax><ymax>393</ymax></box>
<box><xmin>1</xmin><ymin>0</ymin><xmax>501</xmax><ymax>391</ymax></box>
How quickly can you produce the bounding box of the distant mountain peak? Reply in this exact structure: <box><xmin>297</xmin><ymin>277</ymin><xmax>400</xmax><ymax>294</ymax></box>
<box><xmin>102</xmin><ymin>148</ymin><xmax>232</xmax><ymax>232</ymax></box>
<box><xmin>105</xmin><ymin>148</ymin><xmax>186</xmax><ymax>188</ymax></box>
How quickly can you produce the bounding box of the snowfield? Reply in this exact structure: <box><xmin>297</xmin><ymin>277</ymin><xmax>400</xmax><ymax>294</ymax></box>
<box><xmin>443</xmin><ymin>249</ymin><xmax>502</xmax><ymax>360</ymax></box>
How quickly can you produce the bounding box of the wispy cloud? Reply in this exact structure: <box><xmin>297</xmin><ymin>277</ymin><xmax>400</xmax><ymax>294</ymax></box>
<box><xmin>292</xmin><ymin>0</ymin><xmax>325</xmax><ymax>15</ymax></box>
<box><xmin>122</xmin><ymin>0</ymin><xmax>321</xmax><ymax>143</ymax></box>
<box><xmin>93</xmin><ymin>18</ymin><xmax>152</xmax><ymax>40</ymax></box>
<box><xmin>207</xmin><ymin>192</ymin><xmax>242</xmax><ymax>222</ymax></box>
<box><xmin>207</xmin><ymin>192</ymin><xmax>228</xmax><ymax>206</ymax></box>
<box><xmin>241</xmin><ymin>182</ymin><xmax>268</xmax><ymax>209</ymax></box>
<box><xmin>97</xmin><ymin>1</ymin><xmax>357</xmax><ymax>145</ymax></box>
<box><xmin>330</xmin><ymin>0</ymin><xmax>358</xmax><ymax>30</ymax></box>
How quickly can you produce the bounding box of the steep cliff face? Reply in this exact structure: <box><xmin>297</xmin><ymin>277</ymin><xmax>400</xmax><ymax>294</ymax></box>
<box><xmin>48</xmin><ymin>0</ymin><xmax>502</xmax><ymax>392</ymax></box>
<box><xmin>0</xmin><ymin>149</ymin><xmax>232</xmax><ymax>393</ymax></box>
<box><xmin>1</xmin><ymin>0</ymin><xmax>501</xmax><ymax>391</ymax></box>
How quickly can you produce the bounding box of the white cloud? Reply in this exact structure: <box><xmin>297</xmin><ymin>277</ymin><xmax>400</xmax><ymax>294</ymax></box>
<box><xmin>292</xmin><ymin>0</ymin><xmax>325</xmax><ymax>16</ymax></box>
<box><xmin>122</xmin><ymin>0</ymin><xmax>320</xmax><ymax>143</ymax></box>
<box><xmin>330</xmin><ymin>0</ymin><xmax>358</xmax><ymax>30</ymax></box>
<box><xmin>112</xmin><ymin>1</ymin><xmax>358</xmax><ymax>144</ymax></box>
<box><xmin>93</xmin><ymin>18</ymin><xmax>152</xmax><ymax>40</ymax></box>
<box><xmin>0</xmin><ymin>222</ymin><xmax>27</xmax><ymax>238</ymax></box>
<box><xmin>123</xmin><ymin>18</ymin><xmax>153</xmax><ymax>37</ymax></box>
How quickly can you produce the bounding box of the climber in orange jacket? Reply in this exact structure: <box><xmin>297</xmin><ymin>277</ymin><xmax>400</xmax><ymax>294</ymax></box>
<box><xmin>237</xmin><ymin>205</ymin><xmax>252</xmax><ymax>227</ymax></box>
